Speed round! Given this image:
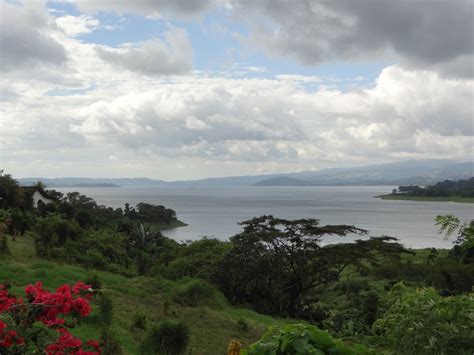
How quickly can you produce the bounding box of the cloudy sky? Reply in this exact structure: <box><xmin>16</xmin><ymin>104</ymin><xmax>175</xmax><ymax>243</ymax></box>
<box><xmin>0</xmin><ymin>0</ymin><xmax>473</xmax><ymax>180</ymax></box>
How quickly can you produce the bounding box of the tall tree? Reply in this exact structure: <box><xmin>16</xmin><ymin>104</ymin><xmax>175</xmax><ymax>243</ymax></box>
<box><xmin>218</xmin><ymin>215</ymin><xmax>406</xmax><ymax>316</ymax></box>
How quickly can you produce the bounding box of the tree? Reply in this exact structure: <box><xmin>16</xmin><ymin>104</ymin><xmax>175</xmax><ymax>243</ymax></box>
<box><xmin>435</xmin><ymin>214</ymin><xmax>473</xmax><ymax>264</ymax></box>
<box><xmin>218</xmin><ymin>216</ymin><xmax>408</xmax><ymax>317</ymax></box>
<box><xmin>0</xmin><ymin>174</ymin><xmax>23</xmax><ymax>210</ymax></box>
<box><xmin>218</xmin><ymin>216</ymin><xmax>369</xmax><ymax>316</ymax></box>
<box><xmin>128</xmin><ymin>223</ymin><xmax>178</xmax><ymax>275</ymax></box>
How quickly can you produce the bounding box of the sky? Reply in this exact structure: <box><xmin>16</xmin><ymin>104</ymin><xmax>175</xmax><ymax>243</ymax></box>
<box><xmin>0</xmin><ymin>0</ymin><xmax>473</xmax><ymax>180</ymax></box>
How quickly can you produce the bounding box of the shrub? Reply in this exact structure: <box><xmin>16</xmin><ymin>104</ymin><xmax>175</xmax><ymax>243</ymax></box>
<box><xmin>132</xmin><ymin>312</ymin><xmax>148</xmax><ymax>330</ymax></box>
<box><xmin>97</xmin><ymin>293</ymin><xmax>114</xmax><ymax>327</ymax></box>
<box><xmin>171</xmin><ymin>279</ymin><xmax>222</xmax><ymax>308</ymax></box>
<box><xmin>236</xmin><ymin>318</ymin><xmax>249</xmax><ymax>332</ymax></box>
<box><xmin>244</xmin><ymin>323</ymin><xmax>373</xmax><ymax>354</ymax></box>
<box><xmin>372</xmin><ymin>283</ymin><xmax>474</xmax><ymax>354</ymax></box>
<box><xmin>0</xmin><ymin>235</ymin><xmax>9</xmax><ymax>255</ymax></box>
<box><xmin>0</xmin><ymin>281</ymin><xmax>101</xmax><ymax>354</ymax></box>
<box><xmin>139</xmin><ymin>320</ymin><xmax>190</xmax><ymax>355</ymax></box>
<box><xmin>100</xmin><ymin>328</ymin><xmax>123</xmax><ymax>355</ymax></box>
<box><xmin>84</xmin><ymin>250</ymin><xmax>107</xmax><ymax>269</ymax></box>
<box><xmin>84</xmin><ymin>273</ymin><xmax>102</xmax><ymax>291</ymax></box>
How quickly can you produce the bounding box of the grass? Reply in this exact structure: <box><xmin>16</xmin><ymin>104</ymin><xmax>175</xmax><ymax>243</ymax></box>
<box><xmin>374</xmin><ymin>194</ymin><xmax>474</xmax><ymax>203</ymax></box>
<box><xmin>0</xmin><ymin>233</ymin><xmax>286</xmax><ymax>354</ymax></box>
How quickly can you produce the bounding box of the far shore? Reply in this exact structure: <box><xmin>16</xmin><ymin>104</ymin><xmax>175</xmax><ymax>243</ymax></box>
<box><xmin>375</xmin><ymin>194</ymin><xmax>474</xmax><ymax>203</ymax></box>
<box><xmin>155</xmin><ymin>219</ymin><xmax>188</xmax><ymax>230</ymax></box>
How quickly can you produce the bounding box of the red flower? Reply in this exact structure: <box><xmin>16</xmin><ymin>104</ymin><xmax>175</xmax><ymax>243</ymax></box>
<box><xmin>1</xmin><ymin>281</ymin><xmax>101</xmax><ymax>353</ymax></box>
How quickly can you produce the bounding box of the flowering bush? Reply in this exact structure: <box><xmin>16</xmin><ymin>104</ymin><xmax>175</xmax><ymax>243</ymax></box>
<box><xmin>0</xmin><ymin>281</ymin><xmax>101</xmax><ymax>354</ymax></box>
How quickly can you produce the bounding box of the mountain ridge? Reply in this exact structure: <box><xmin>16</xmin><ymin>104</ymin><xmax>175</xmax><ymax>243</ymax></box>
<box><xmin>17</xmin><ymin>159</ymin><xmax>473</xmax><ymax>187</ymax></box>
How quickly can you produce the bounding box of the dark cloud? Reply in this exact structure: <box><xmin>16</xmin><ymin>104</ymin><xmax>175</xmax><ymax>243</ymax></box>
<box><xmin>76</xmin><ymin>0</ymin><xmax>215</xmax><ymax>17</ymax></box>
<box><xmin>233</xmin><ymin>0</ymin><xmax>474</xmax><ymax>77</ymax></box>
<box><xmin>0</xmin><ymin>2</ymin><xmax>67</xmax><ymax>71</ymax></box>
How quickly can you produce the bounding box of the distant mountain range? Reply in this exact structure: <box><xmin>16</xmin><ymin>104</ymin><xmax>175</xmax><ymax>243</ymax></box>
<box><xmin>19</xmin><ymin>159</ymin><xmax>473</xmax><ymax>188</ymax></box>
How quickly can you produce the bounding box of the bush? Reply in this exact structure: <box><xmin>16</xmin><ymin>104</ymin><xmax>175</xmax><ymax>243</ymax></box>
<box><xmin>372</xmin><ymin>283</ymin><xmax>474</xmax><ymax>354</ymax></box>
<box><xmin>236</xmin><ymin>318</ymin><xmax>249</xmax><ymax>332</ymax></box>
<box><xmin>100</xmin><ymin>328</ymin><xmax>123</xmax><ymax>355</ymax></box>
<box><xmin>244</xmin><ymin>323</ymin><xmax>373</xmax><ymax>354</ymax></box>
<box><xmin>84</xmin><ymin>273</ymin><xmax>102</xmax><ymax>291</ymax></box>
<box><xmin>171</xmin><ymin>279</ymin><xmax>222</xmax><ymax>308</ymax></box>
<box><xmin>132</xmin><ymin>312</ymin><xmax>148</xmax><ymax>330</ymax></box>
<box><xmin>97</xmin><ymin>293</ymin><xmax>114</xmax><ymax>327</ymax></box>
<box><xmin>0</xmin><ymin>281</ymin><xmax>101</xmax><ymax>354</ymax></box>
<box><xmin>139</xmin><ymin>320</ymin><xmax>190</xmax><ymax>355</ymax></box>
<box><xmin>0</xmin><ymin>235</ymin><xmax>9</xmax><ymax>255</ymax></box>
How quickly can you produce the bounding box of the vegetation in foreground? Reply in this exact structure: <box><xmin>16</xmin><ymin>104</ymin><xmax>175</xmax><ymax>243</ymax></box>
<box><xmin>1</xmin><ymin>173</ymin><xmax>473</xmax><ymax>354</ymax></box>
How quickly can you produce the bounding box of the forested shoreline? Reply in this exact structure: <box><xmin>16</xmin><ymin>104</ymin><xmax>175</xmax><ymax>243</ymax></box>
<box><xmin>377</xmin><ymin>177</ymin><xmax>474</xmax><ymax>203</ymax></box>
<box><xmin>1</xmin><ymin>173</ymin><xmax>473</xmax><ymax>354</ymax></box>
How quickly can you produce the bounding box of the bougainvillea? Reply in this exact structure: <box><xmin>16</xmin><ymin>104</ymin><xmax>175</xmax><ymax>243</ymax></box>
<box><xmin>0</xmin><ymin>282</ymin><xmax>101</xmax><ymax>354</ymax></box>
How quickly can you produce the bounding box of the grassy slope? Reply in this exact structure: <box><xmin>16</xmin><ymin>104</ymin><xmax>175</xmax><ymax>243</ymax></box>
<box><xmin>0</xmin><ymin>234</ymin><xmax>288</xmax><ymax>354</ymax></box>
<box><xmin>375</xmin><ymin>194</ymin><xmax>474</xmax><ymax>203</ymax></box>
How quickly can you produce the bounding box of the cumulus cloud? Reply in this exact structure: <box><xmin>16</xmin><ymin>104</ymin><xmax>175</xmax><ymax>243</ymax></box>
<box><xmin>70</xmin><ymin>78</ymin><xmax>305</xmax><ymax>151</ymax></box>
<box><xmin>232</xmin><ymin>0</ymin><xmax>474</xmax><ymax>77</ymax></box>
<box><xmin>2</xmin><ymin>65</ymin><xmax>472</xmax><ymax>178</ymax></box>
<box><xmin>61</xmin><ymin>66</ymin><xmax>472</xmax><ymax>166</ymax></box>
<box><xmin>95</xmin><ymin>29</ymin><xmax>193</xmax><ymax>75</ymax></box>
<box><xmin>56</xmin><ymin>15</ymin><xmax>100</xmax><ymax>37</ymax></box>
<box><xmin>0</xmin><ymin>1</ymin><xmax>67</xmax><ymax>71</ymax></box>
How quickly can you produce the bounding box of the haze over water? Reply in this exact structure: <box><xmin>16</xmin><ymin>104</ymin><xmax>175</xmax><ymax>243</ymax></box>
<box><xmin>57</xmin><ymin>186</ymin><xmax>473</xmax><ymax>249</ymax></box>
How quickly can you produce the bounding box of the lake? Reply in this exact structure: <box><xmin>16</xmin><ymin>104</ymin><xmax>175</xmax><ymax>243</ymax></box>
<box><xmin>57</xmin><ymin>186</ymin><xmax>473</xmax><ymax>248</ymax></box>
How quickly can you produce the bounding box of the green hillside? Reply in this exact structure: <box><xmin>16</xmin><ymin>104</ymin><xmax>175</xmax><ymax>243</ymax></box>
<box><xmin>0</xmin><ymin>234</ymin><xmax>287</xmax><ymax>354</ymax></box>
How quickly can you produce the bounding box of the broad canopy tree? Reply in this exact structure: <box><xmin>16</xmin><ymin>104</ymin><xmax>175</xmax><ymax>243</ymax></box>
<box><xmin>218</xmin><ymin>215</ymin><xmax>407</xmax><ymax>317</ymax></box>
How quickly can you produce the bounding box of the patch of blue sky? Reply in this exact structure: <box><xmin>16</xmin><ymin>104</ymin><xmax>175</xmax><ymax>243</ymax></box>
<box><xmin>79</xmin><ymin>14</ymin><xmax>170</xmax><ymax>47</ymax></box>
<box><xmin>47</xmin><ymin>1</ymin><xmax>80</xmax><ymax>16</ymax></box>
<box><xmin>46</xmin><ymin>2</ymin><xmax>390</xmax><ymax>89</ymax></box>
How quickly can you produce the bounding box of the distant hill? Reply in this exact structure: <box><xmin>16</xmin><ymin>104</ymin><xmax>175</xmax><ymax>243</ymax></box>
<box><xmin>253</xmin><ymin>160</ymin><xmax>473</xmax><ymax>186</ymax></box>
<box><xmin>253</xmin><ymin>177</ymin><xmax>314</xmax><ymax>186</ymax></box>
<box><xmin>19</xmin><ymin>159</ymin><xmax>473</xmax><ymax>187</ymax></box>
<box><xmin>18</xmin><ymin>177</ymin><xmax>167</xmax><ymax>188</ymax></box>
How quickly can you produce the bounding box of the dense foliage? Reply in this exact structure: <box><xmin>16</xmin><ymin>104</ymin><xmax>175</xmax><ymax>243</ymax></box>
<box><xmin>1</xmin><ymin>172</ymin><xmax>473</xmax><ymax>354</ymax></box>
<box><xmin>372</xmin><ymin>283</ymin><xmax>474</xmax><ymax>354</ymax></box>
<box><xmin>0</xmin><ymin>174</ymin><xmax>182</xmax><ymax>276</ymax></box>
<box><xmin>395</xmin><ymin>177</ymin><xmax>474</xmax><ymax>197</ymax></box>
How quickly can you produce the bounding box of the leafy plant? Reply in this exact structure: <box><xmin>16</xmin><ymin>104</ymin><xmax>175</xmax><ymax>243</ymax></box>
<box><xmin>372</xmin><ymin>282</ymin><xmax>474</xmax><ymax>354</ymax></box>
<box><xmin>244</xmin><ymin>323</ymin><xmax>373</xmax><ymax>354</ymax></box>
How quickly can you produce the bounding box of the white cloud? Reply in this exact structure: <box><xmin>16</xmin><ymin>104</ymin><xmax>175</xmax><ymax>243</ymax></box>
<box><xmin>95</xmin><ymin>29</ymin><xmax>193</xmax><ymax>75</ymax></box>
<box><xmin>56</xmin><ymin>15</ymin><xmax>100</xmax><ymax>37</ymax></box>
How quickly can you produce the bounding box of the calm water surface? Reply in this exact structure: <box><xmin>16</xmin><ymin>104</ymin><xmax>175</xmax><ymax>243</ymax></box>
<box><xmin>58</xmin><ymin>186</ymin><xmax>473</xmax><ymax>248</ymax></box>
